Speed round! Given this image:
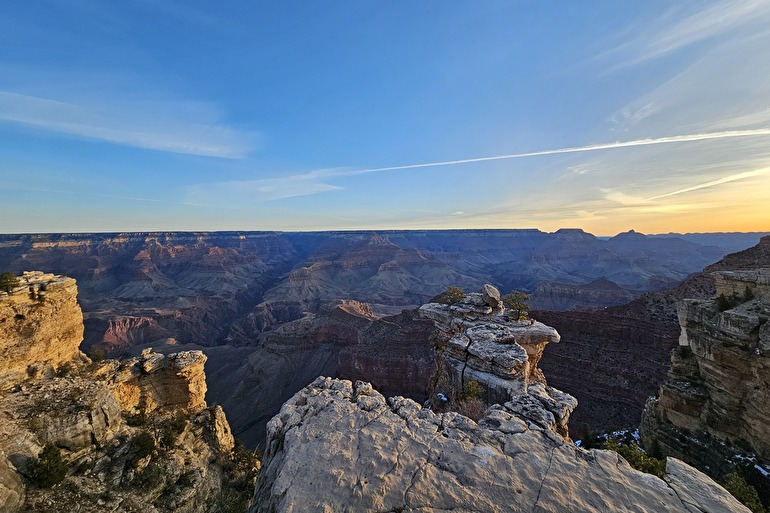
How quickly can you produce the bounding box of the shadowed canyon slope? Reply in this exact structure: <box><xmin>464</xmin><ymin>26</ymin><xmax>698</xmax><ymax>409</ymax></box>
<box><xmin>536</xmin><ymin>235</ymin><xmax>770</xmax><ymax>436</ymax></box>
<box><xmin>0</xmin><ymin>230</ymin><xmax>765</xmax><ymax>447</ymax></box>
<box><xmin>0</xmin><ymin>229</ymin><xmax>745</xmax><ymax>349</ymax></box>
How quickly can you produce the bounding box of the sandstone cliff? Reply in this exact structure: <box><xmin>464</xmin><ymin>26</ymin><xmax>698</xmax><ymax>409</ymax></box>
<box><xmin>0</xmin><ymin>272</ymin><xmax>247</xmax><ymax>513</ymax></box>
<box><xmin>640</xmin><ymin>267</ymin><xmax>770</xmax><ymax>502</ymax></box>
<box><xmin>0</xmin><ymin>271</ymin><xmax>86</xmax><ymax>386</ymax></box>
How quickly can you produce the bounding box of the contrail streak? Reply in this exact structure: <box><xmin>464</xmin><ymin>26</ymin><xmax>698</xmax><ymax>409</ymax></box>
<box><xmin>647</xmin><ymin>168</ymin><xmax>770</xmax><ymax>200</ymax></box>
<box><xmin>342</xmin><ymin>128</ymin><xmax>770</xmax><ymax>176</ymax></box>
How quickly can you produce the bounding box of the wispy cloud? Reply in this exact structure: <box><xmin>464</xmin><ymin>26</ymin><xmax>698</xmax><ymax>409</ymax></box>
<box><xmin>0</xmin><ymin>91</ymin><xmax>259</xmax><ymax>158</ymax></box>
<box><xmin>614</xmin><ymin>0</ymin><xmax>770</xmax><ymax>66</ymax></box>
<box><xmin>185</xmin><ymin>174</ymin><xmax>342</xmax><ymax>204</ymax></box>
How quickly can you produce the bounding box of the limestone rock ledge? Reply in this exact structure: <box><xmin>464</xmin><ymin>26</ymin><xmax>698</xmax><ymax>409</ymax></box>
<box><xmin>95</xmin><ymin>348</ymin><xmax>208</xmax><ymax>414</ymax></box>
<box><xmin>250</xmin><ymin>377</ymin><xmax>747</xmax><ymax>513</ymax></box>
<box><xmin>419</xmin><ymin>287</ymin><xmax>572</xmax><ymax>434</ymax></box>
<box><xmin>0</xmin><ymin>271</ymin><xmax>86</xmax><ymax>386</ymax></box>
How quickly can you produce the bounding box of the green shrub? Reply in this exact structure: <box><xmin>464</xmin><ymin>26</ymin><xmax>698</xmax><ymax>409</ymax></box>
<box><xmin>29</xmin><ymin>444</ymin><xmax>68</xmax><ymax>488</ymax></box>
<box><xmin>721</xmin><ymin>472</ymin><xmax>766</xmax><ymax>513</ymax></box>
<box><xmin>88</xmin><ymin>349</ymin><xmax>105</xmax><ymax>363</ymax></box>
<box><xmin>460</xmin><ymin>380</ymin><xmax>485</xmax><ymax>401</ymax></box>
<box><xmin>128</xmin><ymin>432</ymin><xmax>155</xmax><ymax>467</ymax></box>
<box><xmin>431</xmin><ymin>286</ymin><xmax>465</xmax><ymax>305</ymax></box>
<box><xmin>213</xmin><ymin>439</ymin><xmax>262</xmax><ymax>513</ymax></box>
<box><xmin>159</xmin><ymin>414</ymin><xmax>187</xmax><ymax>449</ymax></box>
<box><xmin>0</xmin><ymin>272</ymin><xmax>19</xmax><ymax>293</ymax></box>
<box><xmin>503</xmin><ymin>291</ymin><xmax>531</xmax><ymax>321</ymax></box>
<box><xmin>602</xmin><ymin>440</ymin><xmax>665</xmax><ymax>478</ymax></box>
<box><xmin>55</xmin><ymin>362</ymin><xmax>73</xmax><ymax>378</ymax></box>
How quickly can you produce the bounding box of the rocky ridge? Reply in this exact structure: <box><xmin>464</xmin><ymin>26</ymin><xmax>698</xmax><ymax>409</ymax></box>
<box><xmin>250</xmin><ymin>286</ymin><xmax>747</xmax><ymax>512</ymax></box>
<box><xmin>0</xmin><ymin>272</ymin><xmax>244</xmax><ymax>513</ymax></box>
<box><xmin>0</xmin><ymin>271</ymin><xmax>86</xmax><ymax>386</ymax></box>
<box><xmin>251</xmin><ymin>381</ymin><xmax>745</xmax><ymax>512</ymax></box>
<box><xmin>641</xmin><ymin>267</ymin><xmax>770</xmax><ymax>501</ymax></box>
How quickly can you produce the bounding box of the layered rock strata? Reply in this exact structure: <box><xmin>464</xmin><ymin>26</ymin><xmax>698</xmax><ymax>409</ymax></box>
<box><xmin>0</xmin><ymin>272</ymin><xmax>239</xmax><ymax>513</ymax></box>
<box><xmin>641</xmin><ymin>268</ymin><xmax>770</xmax><ymax>464</ymax></box>
<box><xmin>419</xmin><ymin>287</ymin><xmax>571</xmax><ymax>434</ymax></box>
<box><xmin>95</xmin><ymin>348</ymin><xmax>209</xmax><ymax>414</ymax></box>
<box><xmin>0</xmin><ymin>271</ymin><xmax>86</xmax><ymax>386</ymax></box>
<box><xmin>250</xmin><ymin>377</ymin><xmax>748</xmax><ymax>513</ymax></box>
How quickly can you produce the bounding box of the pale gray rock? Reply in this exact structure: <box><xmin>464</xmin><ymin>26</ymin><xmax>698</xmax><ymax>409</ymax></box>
<box><xmin>481</xmin><ymin>283</ymin><xmax>501</xmax><ymax>308</ymax></box>
<box><xmin>420</xmin><ymin>294</ymin><xmax>565</xmax><ymax>411</ymax></box>
<box><xmin>250</xmin><ymin>378</ymin><xmax>747</xmax><ymax>513</ymax></box>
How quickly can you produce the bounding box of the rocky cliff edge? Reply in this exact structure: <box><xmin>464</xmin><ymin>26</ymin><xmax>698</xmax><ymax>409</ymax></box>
<box><xmin>251</xmin><ymin>286</ymin><xmax>747</xmax><ymax>513</ymax></box>
<box><xmin>250</xmin><ymin>377</ymin><xmax>747</xmax><ymax>513</ymax></box>
<box><xmin>0</xmin><ymin>271</ymin><xmax>86</xmax><ymax>386</ymax></box>
<box><xmin>0</xmin><ymin>272</ymin><xmax>245</xmax><ymax>513</ymax></box>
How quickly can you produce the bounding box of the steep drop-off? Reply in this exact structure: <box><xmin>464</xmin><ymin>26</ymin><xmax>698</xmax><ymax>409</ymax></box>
<box><xmin>249</xmin><ymin>293</ymin><xmax>747</xmax><ymax>513</ymax></box>
<box><xmin>640</xmin><ymin>267</ymin><xmax>770</xmax><ymax>505</ymax></box>
<box><xmin>0</xmin><ymin>272</ymin><xmax>246</xmax><ymax>513</ymax></box>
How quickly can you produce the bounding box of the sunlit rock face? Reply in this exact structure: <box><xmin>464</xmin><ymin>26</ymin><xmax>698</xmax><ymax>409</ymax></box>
<box><xmin>418</xmin><ymin>287</ymin><xmax>570</xmax><ymax>434</ymax></box>
<box><xmin>250</xmin><ymin>377</ymin><xmax>748</xmax><ymax>513</ymax></box>
<box><xmin>0</xmin><ymin>272</ymin><xmax>237</xmax><ymax>513</ymax></box>
<box><xmin>0</xmin><ymin>271</ymin><xmax>86</xmax><ymax>386</ymax></box>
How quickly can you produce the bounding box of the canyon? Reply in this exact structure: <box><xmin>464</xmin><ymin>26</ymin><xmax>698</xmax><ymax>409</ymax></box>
<box><xmin>0</xmin><ymin>230</ymin><xmax>766</xmax><ymax>447</ymax></box>
<box><xmin>0</xmin><ymin>270</ymin><xmax>761</xmax><ymax>512</ymax></box>
<box><xmin>250</xmin><ymin>288</ymin><xmax>747</xmax><ymax>512</ymax></box>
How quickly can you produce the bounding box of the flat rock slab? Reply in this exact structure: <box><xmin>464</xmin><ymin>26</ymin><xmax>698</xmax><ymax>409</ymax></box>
<box><xmin>251</xmin><ymin>377</ymin><xmax>747</xmax><ymax>513</ymax></box>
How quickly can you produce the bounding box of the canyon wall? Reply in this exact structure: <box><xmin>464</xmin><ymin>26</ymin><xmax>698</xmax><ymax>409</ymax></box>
<box><xmin>0</xmin><ymin>271</ymin><xmax>86</xmax><ymax>386</ymax></box>
<box><xmin>0</xmin><ymin>272</ymin><xmax>243</xmax><ymax>513</ymax></box>
<box><xmin>249</xmin><ymin>290</ymin><xmax>747</xmax><ymax>513</ymax></box>
<box><xmin>641</xmin><ymin>268</ymin><xmax>770</xmax><ymax>469</ymax></box>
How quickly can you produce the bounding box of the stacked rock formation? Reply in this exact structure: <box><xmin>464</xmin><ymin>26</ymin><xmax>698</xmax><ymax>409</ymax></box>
<box><xmin>95</xmin><ymin>348</ymin><xmax>209</xmax><ymax>414</ymax></box>
<box><xmin>251</xmin><ymin>286</ymin><xmax>748</xmax><ymax>512</ymax></box>
<box><xmin>0</xmin><ymin>271</ymin><xmax>86</xmax><ymax>386</ymax></box>
<box><xmin>641</xmin><ymin>268</ymin><xmax>770</xmax><ymax>469</ymax></box>
<box><xmin>419</xmin><ymin>285</ymin><xmax>573</xmax><ymax>435</ymax></box>
<box><xmin>251</xmin><ymin>378</ymin><xmax>747</xmax><ymax>512</ymax></box>
<box><xmin>0</xmin><ymin>272</ymin><xmax>240</xmax><ymax>513</ymax></box>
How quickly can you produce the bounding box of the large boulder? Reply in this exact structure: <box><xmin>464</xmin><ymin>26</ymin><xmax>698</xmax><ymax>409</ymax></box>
<box><xmin>250</xmin><ymin>377</ymin><xmax>747</xmax><ymax>513</ymax></box>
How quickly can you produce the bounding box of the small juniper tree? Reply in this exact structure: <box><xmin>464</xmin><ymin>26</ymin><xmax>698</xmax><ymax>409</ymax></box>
<box><xmin>503</xmin><ymin>291</ymin><xmax>531</xmax><ymax>321</ymax></box>
<box><xmin>30</xmin><ymin>444</ymin><xmax>68</xmax><ymax>488</ymax></box>
<box><xmin>0</xmin><ymin>272</ymin><xmax>19</xmax><ymax>293</ymax></box>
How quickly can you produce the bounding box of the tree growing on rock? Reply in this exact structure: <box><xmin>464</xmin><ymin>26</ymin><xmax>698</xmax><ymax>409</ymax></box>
<box><xmin>503</xmin><ymin>291</ymin><xmax>531</xmax><ymax>321</ymax></box>
<box><xmin>431</xmin><ymin>286</ymin><xmax>465</xmax><ymax>305</ymax></box>
<box><xmin>29</xmin><ymin>444</ymin><xmax>68</xmax><ymax>487</ymax></box>
<box><xmin>0</xmin><ymin>272</ymin><xmax>19</xmax><ymax>293</ymax></box>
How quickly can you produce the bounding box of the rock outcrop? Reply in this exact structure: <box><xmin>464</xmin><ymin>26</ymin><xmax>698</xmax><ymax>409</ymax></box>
<box><xmin>641</xmin><ymin>268</ymin><xmax>770</xmax><ymax>492</ymax></box>
<box><xmin>0</xmin><ymin>271</ymin><xmax>86</xmax><ymax>386</ymax></box>
<box><xmin>250</xmin><ymin>377</ymin><xmax>748</xmax><ymax>513</ymax></box>
<box><xmin>0</xmin><ymin>272</ymin><xmax>243</xmax><ymax>513</ymax></box>
<box><xmin>419</xmin><ymin>287</ymin><xmax>570</xmax><ymax>433</ymax></box>
<box><xmin>535</xmin><ymin>236</ymin><xmax>770</xmax><ymax>436</ymax></box>
<box><xmin>96</xmin><ymin>348</ymin><xmax>209</xmax><ymax>414</ymax></box>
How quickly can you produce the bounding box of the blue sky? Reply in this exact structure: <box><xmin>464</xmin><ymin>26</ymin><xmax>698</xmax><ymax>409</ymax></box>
<box><xmin>1</xmin><ymin>1</ymin><xmax>769</xmax><ymax>234</ymax></box>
